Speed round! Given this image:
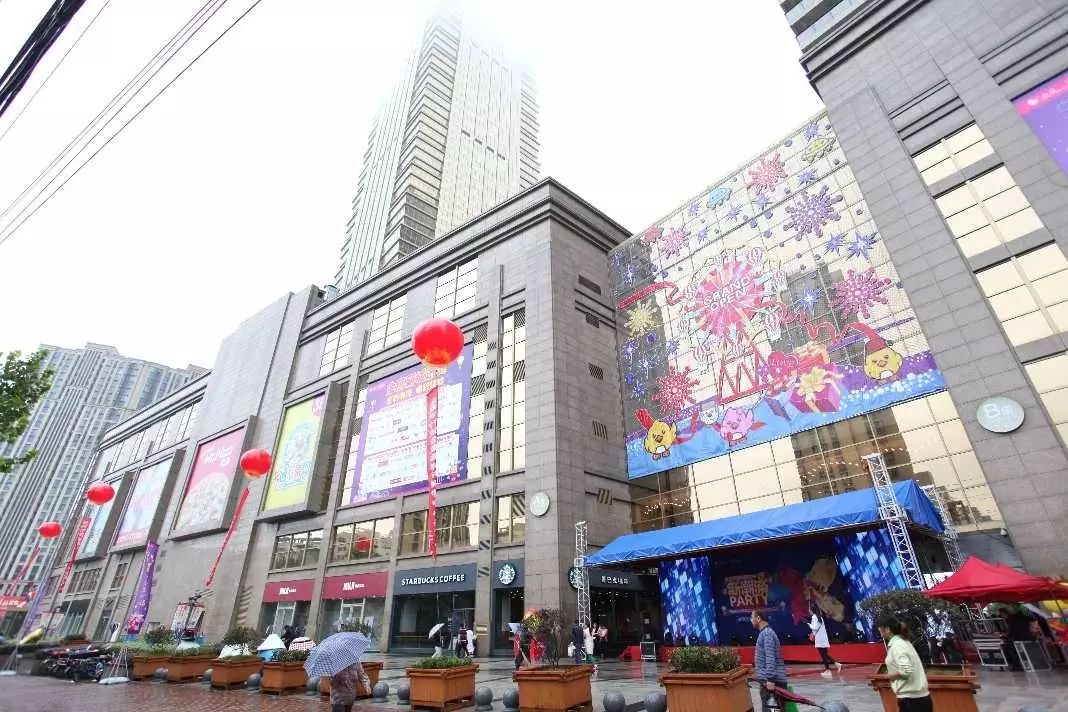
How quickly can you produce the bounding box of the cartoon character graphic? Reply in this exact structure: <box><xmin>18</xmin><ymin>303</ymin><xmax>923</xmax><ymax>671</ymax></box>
<box><xmin>776</xmin><ymin>566</ymin><xmax>812</xmax><ymax>625</ymax></box>
<box><xmin>807</xmin><ymin>558</ymin><xmax>847</xmax><ymax>622</ymax></box>
<box><xmin>711</xmin><ymin>407</ymin><xmax>765</xmax><ymax>447</ymax></box>
<box><xmin>635</xmin><ymin>409</ymin><xmax>701</xmax><ymax>460</ymax></box>
<box><xmin>851</xmin><ymin>323</ymin><xmax>903</xmax><ymax>383</ymax></box>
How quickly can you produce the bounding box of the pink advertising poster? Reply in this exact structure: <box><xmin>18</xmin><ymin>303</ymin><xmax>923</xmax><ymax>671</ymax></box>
<box><xmin>173</xmin><ymin>426</ymin><xmax>246</xmax><ymax>531</ymax></box>
<box><xmin>113</xmin><ymin>457</ymin><xmax>172</xmax><ymax>549</ymax></box>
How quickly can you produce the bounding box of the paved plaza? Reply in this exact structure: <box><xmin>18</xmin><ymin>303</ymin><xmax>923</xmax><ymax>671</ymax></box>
<box><xmin>1</xmin><ymin>655</ymin><xmax>1067</xmax><ymax>712</ymax></box>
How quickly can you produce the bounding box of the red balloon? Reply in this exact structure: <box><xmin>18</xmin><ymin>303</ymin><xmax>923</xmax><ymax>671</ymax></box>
<box><xmin>411</xmin><ymin>318</ymin><xmax>464</xmax><ymax>369</ymax></box>
<box><xmin>38</xmin><ymin>522</ymin><xmax>62</xmax><ymax>539</ymax></box>
<box><xmin>355</xmin><ymin>536</ymin><xmax>371</xmax><ymax>553</ymax></box>
<box><xmin>240</xmin><ymin>448</ymin><xmax>272</xmax><ymax>478</ymax></box>
<box><xmin>86</xmin><ymin>482</ymin><xmax>115</xmax><ymax>505</ymax></box>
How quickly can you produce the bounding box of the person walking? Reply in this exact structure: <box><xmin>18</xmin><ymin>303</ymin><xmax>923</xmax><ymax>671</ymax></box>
<box><xmin>570</xmin><ymin>620</ymin><xmax>585</xmax><ymax>664</ymax></box>
<box><xmin>751</xmin><ymin>610</ymin><xmax>787</xmax><ymax>712</ymax></box>
<box><xmin>876</xmin><ymin>615</ymin><xmax>931</xmax><ymax>712</ymax></box>
<box><xmin>431</xmin><ymin>625</ymin><xmax>446</xmax><ymax>658</ymax></box>
<box><xmin>808</xmin><ymin>604</ymin><xmax>842</xmax><ymax>678</ymax></box>
<box><xmin>515</xmin><ymin>624</ymin><xmax>532</xmax><ymax>670</ymax></box>
<box><xmin>329</xmin><ymin>660</ymin><xmax>371</xmax><ymax>712</ymax></box>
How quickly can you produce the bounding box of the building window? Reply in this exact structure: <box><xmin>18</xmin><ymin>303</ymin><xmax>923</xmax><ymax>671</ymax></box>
<box><xmin>976</xmin><ymin>243</ymin><xmax>1068</xmax><ymax>347</ymax></box>
<box><xmin>1024</xmin><ymin>353</ymin><xmax>1068</xmax><ymax>446</ymax></box>
<box><xmin>495</xmin><ymin>493</ymin><xmax>525</xmax><ymax>545</ymax></box>
<box><xmin>366</xmin><ymin>295</ymin><xmax>407</xmax><ymax>353</ymax></box>
<box><xmin>270</xmin><ymin>529</ymin><xmax>323</xmax><ymax>570</ymax></box>
<box><xmin>913</xmin><ymin>123</ymin><xmax>996</xmax><ymax>186</ymax></box>
<box><xmin>434</xmin><ymin>259</ymin><xmax>479</xmax><ymax>317</ymax></box>
<box><xmin>498</xmin><ymin>310</ymin><xmax>526</xmax><ymax>472</ymax></box>
<box><xmin>78</xmin><ymin>568</ymin><xmax>101</xmax><ymax>593</ymax></box>
<box><xmin>320</xmin><ymin>322</ymin><xmax>355</xmax><ymax>376</ymax></box>
<box><xmin>399</xmin><ymin>502</ymin><xmax>478</xmax><ymax>555</ymax></box>
<box><xmin>340</xmin><ymin>380</ymin><xmax>369</xmax><ymax>500</ymax></box>
<box><xmin>66</xmin><ymin>571</ymin><xmax>81</xmax><ymax>594</ymax></box>
<box><xmin>109</xmin><ymin>562</ymin><xmax>129</xmax><ymax>591</ymax></box>
<box><xmin>330</xmin><ymin>517</ymin><xmax>395</xmax><ymax>563</ymax></box>
<box><xmin>467</xmin><ymin>324</ymin><xmax>488</xmax><ymax>478</ymax></box>
<box><xmin>934</xmin><ymin>166</ymin><xmax>1044</xmax><ymax>257</ymax></box>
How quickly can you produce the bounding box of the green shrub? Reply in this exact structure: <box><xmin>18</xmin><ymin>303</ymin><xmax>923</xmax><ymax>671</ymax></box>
<box><xmin>275</xmin><ymin>649</ymin><xmax>310</xmax><ymax>662</ymax></box>
<box><xmin>218</xmin><ymin>654</ymin><xmax>262</xmax><ymax>662</ymax></box>
<box><xmin>338</xmin><ymin>621</ymin><xmax>373</xmax><ymax>635</ymax></box>
<box><xmin>60</xmin><ymin>633</ymin><xmax>88</xmax><ymax>643</ymax></box>
<box><xmin>668</xmin><ymin>646</ymin><xmax>741</xmax><ymax>674</ymax></box>
<box><xmin>142</xmin><ymin>626</ymin><xmax>176</xmax><ymax>650</ymax></box>
<box><xmin>413</xmin><ymin>656</ymin><xmax>473</xmax><ymax>669</ymax></box>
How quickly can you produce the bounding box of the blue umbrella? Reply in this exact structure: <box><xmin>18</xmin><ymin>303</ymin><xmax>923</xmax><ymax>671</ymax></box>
<box><xmin>303</xmin><ymin>632</ymin><xmax>372</xmax><ymax>678</ymax></box>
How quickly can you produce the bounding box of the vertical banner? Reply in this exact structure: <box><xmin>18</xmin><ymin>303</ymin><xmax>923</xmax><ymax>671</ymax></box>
<box><xmin>126</xmin><ymin>541</ymin><xmax>159</xmax><ymax>635</ymax></box>
<box><xmin>55</xmin><ymin>516</ymin><xmax>92</xmax><ymax>595</ymax></box>
<box><xmin>426</xmin><ymin>386</ymin><xmax>439</xmax><ymax>559</ymax></box>
<box><xmin>204</xmin><ymin>486</ymin><xmax>251</xmax><ymax>587</ymax></box>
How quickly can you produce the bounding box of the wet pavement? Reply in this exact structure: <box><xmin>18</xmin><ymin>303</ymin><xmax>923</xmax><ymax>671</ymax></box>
<box><xmin>0</xmin><ymin>655</ymin><xmax>1066</xmax><ymax>711</ymax></box>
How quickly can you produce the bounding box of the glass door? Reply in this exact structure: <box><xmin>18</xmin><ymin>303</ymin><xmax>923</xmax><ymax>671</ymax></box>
<box><xmin>339</xmin><ymin>600</ymin><xmax>364</xmax><ymax>628</ymax></box>
<box><xmin>272</xmin><ymin>602</ymin><xmax>296</xmax><ymax>634</ymax></box>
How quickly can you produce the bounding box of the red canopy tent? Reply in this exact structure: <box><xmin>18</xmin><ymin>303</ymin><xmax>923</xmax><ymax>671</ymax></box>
<box><xmin>926</xmin><ymin>556</ymin><xmax>1068</xmax><ymax>603</ymax></box>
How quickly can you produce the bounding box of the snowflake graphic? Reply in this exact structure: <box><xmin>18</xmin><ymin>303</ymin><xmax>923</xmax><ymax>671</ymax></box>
<box><xmin>622</xmin><ymin>339</ymin><xmax>639</xmax><ymax>361</ymax></box>
<box><xmin>667</xmin><ymin>338</ymin><xmax>680</xmax><ymax>354</ymax></box>
<box><xmin>754</xmin><ymin>192</ymin><xmax>770</xmax><ymax>211</ymax></box>
<box><xmin>804</xmin><ymin>121</ymin><xmax>820</xmax><ymax>141</ymax></box>
<box><xmin>630</xmin><ymin>380</ymin><xmax>647</xmax><ymax>401</ymax></box>
<box><xmin>625</xmin><ymin>300</ymin><xmax>659</xmax><ymax>337</ymax></box>
<box><xmin>848</xmin><ymin>231</ymin><xmax>879</xmax><ymax>261</ymax></box>
<box><xmin>652</xmin><ymin>366</ymin><xmax>700</xmax><ymax>418</ymax></box>
<box><xmin>747</xmin><ymin>153</ymin><xmax>787</xmax><ymax>193</ymax></box>
<box><xmin>783</xmin><ymin>185</ymin><xmax>844</xmax><ymax>239</ymax></box>
<box><xmin>795</xmin><ymin>285</ymin><xmax>822</xmax><ymax>315</ymax></box>
<box><xmin>688</xmin><ymin>256</ymin><xmax>778</xmax><ymax>344</ymax></box>
<box><xmin>641</xmin><ymin>227</ymin><xmax>664</xmax><ymax>245</ymax></box>
<box><xmin>802</xmin><ymin>135</ymin><xmax>837</xmax><ymax>164</ymax></box>
<box><xmin>687</xmin><ymin>202</ymin><xmax>700</xmax><ymax>217</ymax></box>
<box><xmin>798</xmin><ymin>168</ymin><xmax>818</xmax><ymax>184</ymax></box>
<box><xmin>660</xmin><ymin>226</ymin><xmax>689</xmax><ymax>259</ymax></box>
<box><xmin>707</xmin><ymin>186</ymin><xmax>732</xmax><ymax>209</ymax></box>
<box><xmin>831</xmin><ymin>267</ymin><xmax>892</xmax><ymax>319</ymax></box>
<box><xmin>725</xmin><ymin>204</ymin><xmax>742</xmax><ymax>221</ymax></box>
<box><xmin>825</xmin><ymin>232</ymin><xmax>846</xmax><ymax>254</ymax></box>
<box><xmin>697</xmin><ymin>225</ymin><xmax>711</xmax><ymax>242</ymax></box>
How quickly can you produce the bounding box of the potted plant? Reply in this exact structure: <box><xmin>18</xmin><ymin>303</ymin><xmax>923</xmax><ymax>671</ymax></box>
<box><xmin>522</xmin><ymin>608</ymin><xmax>565</xmax><ymax>666</ymax></box>
<box><xmin>406</xmin><ymin>656</ymin><xmax>478</xmax><ymax>709</ymax></box>
<box><xmin>60</xmin><ymin>633</ymin><xmax>91</xmax><ymax>647</ymax></box>
<box><xmin>131</xmin><ymin>627</ymin><xmax>176</xmax><ymax>680</ymax></box>
<box><xmin>211</xmin><ymin>626</ymin><xmax>263</xmax><ymax>689</ymax></box>
<box><xmin>166</xmin><ymin>645</ymin><xmax>219</xmax><ymax>683</ymax></box>
<box><xmin>658</xmin><ymin>646</ymin><xmax>752</xmax><ymax>712</ymax></box>
<box><xmin>262</xmin><ymin>648</ymin><xmax>309</xmax><ymax>694</ymax></box>
<box><xmin>319</xmin><ymin>623</ymin><xmax>382</xmax><ymax>700</ymax></box>
<box><xmin>861</xmin><ymin>589</ymin><xmax>979</xmax><ymax>712</ymax></box>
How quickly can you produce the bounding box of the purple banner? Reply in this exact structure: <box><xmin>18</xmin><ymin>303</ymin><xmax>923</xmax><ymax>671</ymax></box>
<box><xmin>1015</xmin><ymin>69</ymin><xmax>1068</xmax><ymax>175</ymax></box>
<box><xmin>348</xmin><ymin>346</ymin><xmax>473</xmax><ymax>505</ymax></box>
<box><xmin>126</xmin><ymin>541</ymin><xmax>159</xmax><ymax>635</ymax></box>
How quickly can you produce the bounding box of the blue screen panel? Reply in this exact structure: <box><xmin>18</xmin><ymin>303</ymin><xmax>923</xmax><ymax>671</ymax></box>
<box><xmin>659</xmin><ymin>556</ymin><xmax>718</xmax><ymax>645</ymax></box>
<box><xmin>833</xmin><ymin>527</ymin><xmax>906</xmax><ymax>640</ymax></box>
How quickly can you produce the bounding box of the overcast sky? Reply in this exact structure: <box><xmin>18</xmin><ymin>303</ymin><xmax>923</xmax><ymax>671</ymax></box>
<box><xmin>0</xmin><ymin>0</ymin><xmax>822</xmax><ymax>370</ymax></box>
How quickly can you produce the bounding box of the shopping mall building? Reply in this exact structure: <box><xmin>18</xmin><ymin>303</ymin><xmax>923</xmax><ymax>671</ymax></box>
<box><xmin>33</xmin><ymin>0</ymin><xmax>1068</xmax><ymax>655</ymax></box>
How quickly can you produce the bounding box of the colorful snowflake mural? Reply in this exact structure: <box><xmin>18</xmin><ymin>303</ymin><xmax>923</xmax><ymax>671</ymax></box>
<box><xmin>608</xmin><ymin>112</ymin><xmax>946</xmax><ymax>479</ymax></box>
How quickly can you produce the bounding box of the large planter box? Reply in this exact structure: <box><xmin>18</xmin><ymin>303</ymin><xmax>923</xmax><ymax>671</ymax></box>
<box><xmin>131</xmin><ymin>655</ymin><xmax>170</xmax><ymax>681</ymax></box>
<box><xmin>166</xmin><ymin>655</ymin><xmax>215</xmax><ymax>683</ymax></box>
<box><xmin>319</xmin><ymin>660</ymin><xmax>383</xmax><ymax>699</ymax></box>
<box><xmin>659</xmin><ymin>667</ymin><xmax>753</xmax><ymax>712</ymax></box>
<box><xmin>407</xmin><ymin>663</ymin><xmax>479</xmax><ymax>710</ymax></box>
<box><xmin>211</xmin><ymin>658</ymin><xmax>262</xmax><ymax>689</ymax></box>
<box><xmin>262</xmin><ymin>660</ymin><xmax>308</xmax><ymax>694</ymax></box>
<box><xmin>515</xmin><ymin>665</ymin><xmax>594</xmax><ymax>712</ymax></box>
<box><xmin>869</xmin><ymin>664</ymin><xmax>979</xmax><ymax>712</ymax></box>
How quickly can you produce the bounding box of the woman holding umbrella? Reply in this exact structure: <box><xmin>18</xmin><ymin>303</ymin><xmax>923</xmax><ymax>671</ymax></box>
<box><xmin>304</xmin><ymin>631</ymin><xmax>372</xmax><ymax>712</ymax></box>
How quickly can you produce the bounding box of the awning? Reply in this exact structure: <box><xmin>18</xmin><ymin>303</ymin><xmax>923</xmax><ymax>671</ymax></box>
<box><xmin>925</xmin><ymin>556</ymin><xmax>1068</xmax><ymax>603</ymax></box>
<box><xmin>586</xmin><ymin>480</ymin><xmax>943</xmax><ymax>567</ymax></box>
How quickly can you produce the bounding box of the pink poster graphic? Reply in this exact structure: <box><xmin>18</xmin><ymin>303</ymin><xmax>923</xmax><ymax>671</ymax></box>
<box><xmin>1014</xmin><ymin>69</ymin><xmax>1068</xmax><ymax>175</ymax></box>
<box><xmin>174</xmin><ymin>427</ymin><xmax>245</xmax><ymax>531</ymax></box>
<box><xmin>114</xmin><ymin>457</ymin><xmax>172</xmax><ymax>548</ymax></box>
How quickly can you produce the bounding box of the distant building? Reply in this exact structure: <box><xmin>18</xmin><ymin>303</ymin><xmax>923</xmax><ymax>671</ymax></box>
<box><xmin>336</xmin><ymin>7</ymin><xmax>540</xmax><ymax>289</ymax></box>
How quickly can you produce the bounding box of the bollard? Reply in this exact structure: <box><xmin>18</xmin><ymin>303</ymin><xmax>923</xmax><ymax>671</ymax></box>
<box><xmin>246</xmin><ymin>672</ymin><xmax>261</xmax><ymax>690</ymax></box>
<box><xmin>603</xmin><ymin>691</ymin><xmax>626</xmax><ymax>712</ymax></box>
<box><xmin>153</xmin><ymin>667</ymin><xmax>168</xmax><ymax>681</ymax></box>
<box><xmin>202</xmin><ymin>668</ymin><xmax>213</xmax><ymax>684</ymax></box>
<box><xmin>475</xmin><ymin>686</ymin><xmax>494</xmax><ymax>712</ymax></box>
<box><xmin>397</xmin><ymin>681</ymin><xmax>411</xmax><ymax>706</ymax></box>
<box><xmin>643</xmin><ymin>692</ymin><xmax>666</xmax><ymax>712</ymax></box>
<box><xmin>306</xmin><ymin>676</ymin><xmax>321</xmax><ymax>695</ymax></box>
<box><xmin>502</xmin><ymin>686</ymin><xmax>520</xmax><ymax>712</ymax></box>
<box><xmin>372</xmin><ymin>681</ymin><xmax>390</xmax><ymax>702</ymax></box>
<box><xmin>820</xmin><ymin>702</ymin><xmax>850</xmax><ymax>712</ymax></box>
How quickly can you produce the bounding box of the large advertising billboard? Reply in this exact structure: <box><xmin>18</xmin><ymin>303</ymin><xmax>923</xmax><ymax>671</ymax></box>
<box><xmin>1014</xmin><ymin>69</ymin><xmax>1068</xmax><ymax>175</ymax></box>
<box><xmin>114</xmin><ymin>457</ymin><xmax>172</xmax><ymax>549</ymax></box>
<box><xmin>173</xmin><ymin>426</ymin><xmax>246</xmax><ymax>532</ymax></box>
<box><xmin>263</xmin><ymin>394</ymin><xmax>326</xmax><ymax>512</ymax></box>
<box><xmin>609</xmin><ymin>114</ymin><xmax>945</xmax><ymax>479</ymax></box>
<box><xmin>348</xmin><ymin>346</ymin><xmax>473</xmax><ymax>505</ymax></box>
<box><xmin>78</xmin><ymin>494</ymin><xmax>116</xmax><ymax>558</ymax></box>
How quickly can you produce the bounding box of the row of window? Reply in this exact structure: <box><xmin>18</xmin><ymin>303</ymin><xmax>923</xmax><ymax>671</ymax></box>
<box><xmin>97</xmin><ymin>402</ymin><xmax>200</xmax><ymax>476</ymax></box>
<box><xmin>269</xmin><ymin>494</ymin><xmax>526</xmax><ymax>571</ymax></box>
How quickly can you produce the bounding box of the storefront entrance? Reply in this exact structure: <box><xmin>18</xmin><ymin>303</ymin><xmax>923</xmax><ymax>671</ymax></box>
<box><xmin>259</xmin><ymin>578</ymin><xmax>314</xmax><ymax>636</ymax></box>
<box><xmin>587</xmin><ymin>568</ymin><xmax>660</xmax><ymax>656</ymax></box>
<box><xmin>492</xmin><ymin>560</ymin><xmax>524</xmax><ymax>655</ymax></box>
<box><xmin>320</xmin><ymin>571</ymin><xmax>388</xmax><ymax>649</ymax></box>
<box><xmin>390</xmin><ymin>564</ymin><xmax>476</xmax><ymax>652</ymax></box>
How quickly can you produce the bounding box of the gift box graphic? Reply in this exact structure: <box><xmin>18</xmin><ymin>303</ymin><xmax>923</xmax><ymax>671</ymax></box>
<box><xmin>789</xmin><ymin>365</ymin><xmax>842</xmax><ymax>413</ymax></box>
<box><xmin>793</xmin><ymin>341</ymin><xmax>830</xmax><ymax>373</ymax></box>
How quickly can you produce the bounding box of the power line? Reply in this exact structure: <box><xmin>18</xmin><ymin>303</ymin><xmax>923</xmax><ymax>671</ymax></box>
<box><xmin>0</xmin><ymin>1</ymin><xmax>87</xmax><ymax>119</ymax></box>
<box><xmin>0</xmin><ymin>0</ymin><xmax>227</xmax><ymax>228</ymax></box>
<box><xmin>0</xmin><ymin>0</ymin><xmax>113</xmax><ymax>147</ymax></box>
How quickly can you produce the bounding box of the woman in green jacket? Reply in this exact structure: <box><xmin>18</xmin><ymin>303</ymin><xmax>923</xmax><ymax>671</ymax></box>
<box><xmin>875</xmin><ymin>615</ymin><xmax>931</xmax><ymax>712</ymax></box>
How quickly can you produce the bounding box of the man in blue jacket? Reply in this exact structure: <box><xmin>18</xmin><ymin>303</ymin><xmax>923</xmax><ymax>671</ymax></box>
<box><xmin>751</xmin><ymin>610</ymin><xmax>787</xmax><ymax>711</ymax></box>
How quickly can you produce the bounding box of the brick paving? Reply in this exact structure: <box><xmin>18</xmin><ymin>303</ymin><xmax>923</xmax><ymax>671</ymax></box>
<box><xmin>1</xmin><ymin>657</ymin><xmax>1067</xmax><ymax>711</ymax></box>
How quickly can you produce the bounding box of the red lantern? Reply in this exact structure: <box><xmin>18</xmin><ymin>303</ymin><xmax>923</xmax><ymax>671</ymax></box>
<box><xmin>239</xmin><ymin>448</ymin><xmax>272</xmax><ymax>478</ymax></box>
<box><xmin>411</xmin><ymin>318</ymin><xmax>464</xmax><ymax>369</ymax></box>
<box><xmin>38</xmin><ymin>522</ymin><xmax>62</xmax><ymax>539</ymax></box>
<box><xmin>355</xmin><ymin>536</ymin><xmax>372</xmax><ymax>554</ymax></box>
<box><xmin>86</xmin><ymin>482</ymin><xmax>115</xmax><ymax>505</ymax></box>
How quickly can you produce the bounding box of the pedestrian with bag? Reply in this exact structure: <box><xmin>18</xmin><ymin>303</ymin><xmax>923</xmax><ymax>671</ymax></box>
<box><xmin>876</xmin><ymin>615</ymin><xmax>932</xmax><ymax>712</ymax></box>
<box><xmin>808</xmin><ymin>604</ymin><xmax>842</xmax><ymax>678</ymax></box>
<box><xmin>751</xmin><ymin>610</ymin><xmax>787</xmax><ymax>712</ymax></box>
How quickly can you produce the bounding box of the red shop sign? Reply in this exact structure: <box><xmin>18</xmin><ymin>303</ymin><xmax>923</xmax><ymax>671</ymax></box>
<box><xmin>323</xmin><ymin>571</ymin><xmax>388</xmax><ymax>600</ymax></box>
<box><xmin>262</xmin><ymin>579</ymin><xmax>314</xmax><ymax>603</ymax></box>
<box><xmin>0</xmin><ymin>595</ymin><xmax>27</xmax><ymax>611</ymax></box>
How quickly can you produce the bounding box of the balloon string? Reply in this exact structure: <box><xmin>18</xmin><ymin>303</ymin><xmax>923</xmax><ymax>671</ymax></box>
<box><xmin>205</xmin><ymin>486</ymin><xmax>250</xmax><ymax>588</ymax></box>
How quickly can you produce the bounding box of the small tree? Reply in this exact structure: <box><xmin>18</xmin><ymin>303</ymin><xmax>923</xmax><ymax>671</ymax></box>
<box><xmin>220</xmin><ymin>625</ymin><xmax>262</xmax><ymax>653</ymax></box>
<box><xmin>859</xmin><ymin>589</ymin><xmax>968</xmax><ymax>665</ymax></box>
<box><xmin>142</xmin><ymin>626</ymin><xmax>176</xmax><ymax>651</ymax></box>
<box><xmin>0</xmin><ymin>350</ymin><xmax>54</xmax><ymax>474</ymax></box>
<box><xmin>339</xmin><ymin>621</ymin><xmax>372</xmax><ymax>636</ymax></box>
<box><xmin>523</xmin><ymin>608</ymin><xmax>566</xmax><ymax>667</ymax></box>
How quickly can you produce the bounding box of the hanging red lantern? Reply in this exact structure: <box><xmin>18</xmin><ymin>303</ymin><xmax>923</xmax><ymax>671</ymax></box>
<box><xmin>86</xmin><ymin>482</ymin><xmax>115</xmax><ymax>505</ymax></box>
<box><xmin>239</xmin><ymin>449</ymin><xmax>272</xmax><ymax>478</ymax></box>
<box><xmin>38</xmin><ymin>522</ymin><xmax>62</xmax><ymax>539</ymax></box>
<box><xmin>411</xmin><ymin>318</ymin><xmax>464</xmax><ymax>369</ymax></box>
<box><xmin>355</xmin><ymin>536</ymin><xmax>372</xmax><ymax>554</ymax></box>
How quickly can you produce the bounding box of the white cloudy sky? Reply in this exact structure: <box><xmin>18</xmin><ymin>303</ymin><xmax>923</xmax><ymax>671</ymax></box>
<box><xmin>0</xmin><ymin>0</ymin><xmax>821</xmax><ymax>369</ymax></box>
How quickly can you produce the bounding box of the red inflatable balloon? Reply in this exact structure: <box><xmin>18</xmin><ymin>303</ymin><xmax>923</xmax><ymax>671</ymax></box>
<box><xmin>411</xmin><ymin>318</ymin><xmax>464</xmax><ymax>369</ymax></box>
<box><xmin>240</xmin><ymin>448</ymin><xmax>272</xmax><ymax>478</ymax></box>
<box><xmin>86</xmin><ymin>482</ymin><xmax>115</xmax><ymax>505</ymax></box>
<box><xmin>38</xmin><ymin>522</ymin><xmax>62</xmax><ymax>539</ymax></box>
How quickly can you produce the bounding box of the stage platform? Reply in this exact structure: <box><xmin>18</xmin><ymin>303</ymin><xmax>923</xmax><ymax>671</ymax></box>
<box><xmin>619</xmin><ymin>642</ymin><xmax>887</xmax><ymax>665</ymax></box>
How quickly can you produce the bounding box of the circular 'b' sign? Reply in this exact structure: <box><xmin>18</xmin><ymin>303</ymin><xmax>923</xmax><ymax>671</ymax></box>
<box><xmin>976</xmin><ymin>396</ymin><xmax>1025</xmax><ymax>433</ymax></box>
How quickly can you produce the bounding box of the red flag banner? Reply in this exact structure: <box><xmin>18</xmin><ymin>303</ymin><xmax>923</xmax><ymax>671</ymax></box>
<box><xmin>426</xmin><ymin>386</ymin><xmax>439</xmax><ymax>560</ymax></box>
<box><xmin>204</xmin><ymin>486</ymin><xmax>251</xmax><ymax>588</ymax></box>
<box><xmin>5</xmin><ymin>545</ymin><xmax>39</xmax><ymax>596</ymax></box>
<box><xmin>55</xmin><ymin>516</ymin><xmax>92</xmax><ymax>595</ymax></box>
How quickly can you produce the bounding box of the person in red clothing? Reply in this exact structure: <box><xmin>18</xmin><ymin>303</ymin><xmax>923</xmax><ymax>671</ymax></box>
<box><xmin>330</xmin><ymin>660</ymin><xmax>371</xmax><ymax>712</ymax></box>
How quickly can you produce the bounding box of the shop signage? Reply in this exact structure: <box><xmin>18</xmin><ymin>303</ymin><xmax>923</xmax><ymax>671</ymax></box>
<box><xmin>493</xmin><ymin>561</ymin><xmax>524</xmax><ymax>588</ymax></box>
<box><xmin>976</xmin><ymin>396</ymin><xmax>1025</xmax><ymax>433</ymax></box>
<box><xmin>0</xmin><ymin>595</ymin><xmax>27</xmax><ymax>611</ymax></box>
<box><xmin>588</xmin><ymin>567</ymin><xmax>645</xmax><ymax>591</ymax></box>
<box><xmin>393</xmin><ymin>564</ymin><xmax>476</xmax><ymax>593</ymax></box>
<box><xmin>262</xmin><ymin>578</ymin><xmax>314</xmax><ymax>602</ymax></box>
<box><xmin>323</xmin><ymin>571</ymin><xmax>389</xmax><ymax>599</ymax></box>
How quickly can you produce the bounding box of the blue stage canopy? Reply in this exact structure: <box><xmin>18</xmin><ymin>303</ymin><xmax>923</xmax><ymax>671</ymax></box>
<box><xmin>585</xmin><ymin>480</ymin><xmax>943</xmax><ymax>567</ymax></box>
